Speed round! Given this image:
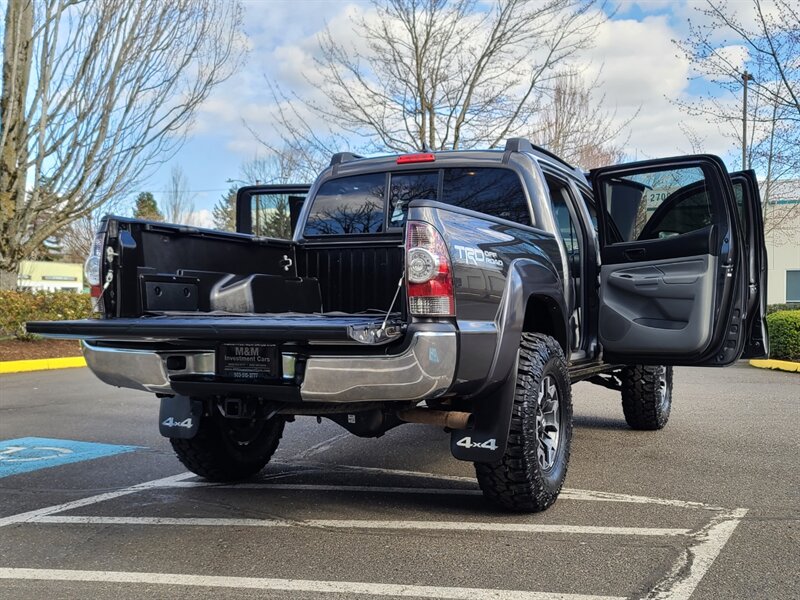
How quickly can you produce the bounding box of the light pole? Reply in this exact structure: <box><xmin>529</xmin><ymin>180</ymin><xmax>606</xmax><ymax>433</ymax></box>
<box><xmin>742</xmin><ymin>70</ymin><xmax>754</xmax><ymax>170</ymax></box>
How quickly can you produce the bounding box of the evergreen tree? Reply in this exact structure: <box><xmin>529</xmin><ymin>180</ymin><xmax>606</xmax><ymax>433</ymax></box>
<box><xmin>133</xmin><ymin>192</ymin><xmax>163</xmax><ymax>221</ymax></box>
<box><xmin>264</xmin><ymin>197</ymin><xmax>291</xmax><ymax>239</ymax></box>
<box><xmin>213</xmin><ymin>186</ymin><xmax>238</xmax><ymax>231</ymax></box>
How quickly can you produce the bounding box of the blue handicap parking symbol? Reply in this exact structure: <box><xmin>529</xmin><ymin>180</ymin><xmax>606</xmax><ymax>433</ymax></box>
<box><xmin>0</xmin><ymin>437</ymin><xmax>138</xmax><ymax>478</ymax></box>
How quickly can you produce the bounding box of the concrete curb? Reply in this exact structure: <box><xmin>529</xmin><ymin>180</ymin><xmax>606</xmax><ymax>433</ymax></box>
<box><xmin>749</xmin><ymin>359</ymin><xmax>800</xmax><ymax>373</ymax></box>
<box><xmin>0</xmin><ymin>356</ymin><xmax>86</xmax><ymax>374</ymax></box>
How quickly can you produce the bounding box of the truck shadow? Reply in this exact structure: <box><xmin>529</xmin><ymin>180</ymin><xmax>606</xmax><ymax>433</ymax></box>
<box><xmin>571</xmin><ymin>415</ymin><xmax>630</xmax><ymax>431</ymax></box>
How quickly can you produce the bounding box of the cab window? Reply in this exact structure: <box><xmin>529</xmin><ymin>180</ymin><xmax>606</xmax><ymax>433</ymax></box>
<box><xmin>387</xmin><ymin>167</ymin><xmax>530</xmax><ymax>227</ymax></box>
<box><xmin>304</xmin><ymin>173</ymin><xmax>386</xmax><ymax>236</ymax></box>
<box><xmin>601</xmin><ymin>167</ymin><xmax>713</xmax><ymax>243</ymax></box>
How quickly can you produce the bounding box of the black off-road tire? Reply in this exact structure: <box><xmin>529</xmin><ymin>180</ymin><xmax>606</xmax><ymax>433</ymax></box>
<box><xmin>475</xmin><ymin>333</ymin><xmax>573</xmax><ymax>513</ymax></box>
<box><xmin>171</xmin><ymin>410</ymin><xmax>285</xmax><ymax>481</ymax></box>
<box><xmin>620</xmin><ymin>365</ymin><xmax>673</xmax><ymax>430</ymax></box>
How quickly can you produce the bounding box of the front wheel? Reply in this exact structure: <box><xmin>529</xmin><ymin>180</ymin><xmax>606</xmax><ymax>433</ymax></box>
<box><xmin>620</xmin><ymin>365</ymin><xmax>673</xmax><ymax>430</ymax></box>
<box><xmin>475</xmin><ymin>333</ymin><xmax>573</xmax><ymax>512</ymax></box>
<box><xmin>171</xmin><ymin>408</ymin><xmax>285</xmax><ymax>481</ymax></box>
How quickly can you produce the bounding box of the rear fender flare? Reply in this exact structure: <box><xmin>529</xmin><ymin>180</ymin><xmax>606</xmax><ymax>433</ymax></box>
<box><xmin>451</xmin><ymin>259</ymin><xmax>567</xmax><ymax>462</ymax></box>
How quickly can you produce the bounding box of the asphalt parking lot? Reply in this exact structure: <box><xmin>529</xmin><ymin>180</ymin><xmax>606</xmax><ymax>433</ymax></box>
<box><xmin>0</xmin><ymin>362</ymin><xmax>797</xmax><ymax>600</ymax></box>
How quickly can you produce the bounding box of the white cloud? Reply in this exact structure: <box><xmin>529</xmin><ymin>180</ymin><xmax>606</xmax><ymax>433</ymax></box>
<box><xmin>166</xmin><ymin>0</ymin><xmax>752</xmax><ymax>201</ymax></box>
<box><xmin>580</xmin><ymin>13</ymin><xmax>736</xmax><ymax>160</ymax></box>
<box><xmin>188</xmin><ymin>209</ymin><xmax>215</xmax><ymax>229</ymax></box>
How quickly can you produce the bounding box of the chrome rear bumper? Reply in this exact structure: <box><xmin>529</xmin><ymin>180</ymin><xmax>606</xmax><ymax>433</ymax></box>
<box><xmin>81</xmin><ymin>325</ymin><xmax>456</xmax><ymax>402</ymax></box>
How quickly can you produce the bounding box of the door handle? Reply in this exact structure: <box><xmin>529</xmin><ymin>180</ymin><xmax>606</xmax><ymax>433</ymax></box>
<box><xmin>623</xmin><ymin>248</ymin><xmax>646</xmax><ymax>261</ymax></box>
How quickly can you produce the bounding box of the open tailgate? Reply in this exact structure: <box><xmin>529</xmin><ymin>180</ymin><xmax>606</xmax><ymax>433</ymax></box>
<box><xmin>26</xmin><ymin>314</ymin><xmax>402</xmax><ymax>343</ymax></box>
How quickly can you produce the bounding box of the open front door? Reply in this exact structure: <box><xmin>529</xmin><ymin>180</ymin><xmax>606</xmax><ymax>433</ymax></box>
<box><xmin>730</xmin><ymin>170</ymin><xmax>769</xmax><ymax>359</ymax></box>
<box><xmin>591</xmin><ymin>155</ymin><xmax>752</xmax><ymax>366</ymax></box>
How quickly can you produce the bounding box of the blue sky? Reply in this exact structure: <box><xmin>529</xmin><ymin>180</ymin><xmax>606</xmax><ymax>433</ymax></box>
<box><xmin>137</xmin><ymin>0</ymin><xmax>755</xmax><ymax>225</ymax></box>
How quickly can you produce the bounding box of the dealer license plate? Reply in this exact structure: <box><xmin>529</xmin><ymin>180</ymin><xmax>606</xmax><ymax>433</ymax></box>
<box><xmin>217</xmin><ymin>343</ymin><xmax>278</xmax><ymax>381</ymax></box>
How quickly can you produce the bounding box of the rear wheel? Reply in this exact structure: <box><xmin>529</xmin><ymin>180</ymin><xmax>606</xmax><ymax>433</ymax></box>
<box><xmin>620</xmin><ymin>365</ymin><xmax>673</xmax><ymax>430</ymax></box>
<box><xmin>171</xmin><ymin>408</ymin><xmax>285</xmax><ymax>481</ymax></box>
<box><xmin>475</xmin><ymin>333</ymin><xmax>572</xmax><ymax>512</ymax></box>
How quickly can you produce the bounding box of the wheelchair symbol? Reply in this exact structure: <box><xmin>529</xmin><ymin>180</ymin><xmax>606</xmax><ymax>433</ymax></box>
<box><xmin>0</xmin><ymin>445</ymin><xmax>74</xmax><ymax>462</ymax></box>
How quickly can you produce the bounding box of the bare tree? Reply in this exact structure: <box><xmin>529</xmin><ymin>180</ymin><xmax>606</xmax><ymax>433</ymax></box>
<box><xmin>264</xmin><ymin>0</ymin><xmax>604</xmax><ymax>160</ymax></box>
<box><xmin>675</xmin><ymin>0</ymin><xmax>799</xmax><ymax>238</ymax></box>
<box><xmin>0</xmin><ymin>0</ymin><xmax>244</xmax><ymax>287</ymax></box>
<box><xmin>59</xmin><ymin>195</ymin><xmax>128</xmax><ymax>263</ymax></box>
<box><xmin>532</xmin><ymin>72</ymin><xmax>632</xmax><ymax>168</ymax></box>
<box><xmin>240</xmin><ymin>150</ymin><xmax>310</xmax><ymax>185</ymax></box>
<box><xmin>163</xmin><ymin>165</ymin><xmax>195</xmax><ymax>225</ymax></box>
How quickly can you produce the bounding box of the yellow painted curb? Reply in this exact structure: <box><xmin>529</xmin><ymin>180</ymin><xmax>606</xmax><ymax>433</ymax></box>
<box><xmin>0</xmin><ymin>356</ymin><xmax>87</xmax><ymax>374</ymax></box>
<box><xmin>749</xmin><ymin>359</ymin><xmax>800</xmax><ymax>373</ymax></box>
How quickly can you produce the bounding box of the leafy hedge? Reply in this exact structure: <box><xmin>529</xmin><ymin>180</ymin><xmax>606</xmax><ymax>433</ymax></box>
<box><xmin>0</xmin><ymin>290</ymin><xmax>93</xmax><ymax>340</ymax></box>
<box><xmin>767</xmin><ymin>310</ymin><xmax>800</xmax><ymax>362</ymax></box>
<box><xmin>767</xmin><ymin>303</ymin><xmax>800</xmax><ymax>315</ymax></box>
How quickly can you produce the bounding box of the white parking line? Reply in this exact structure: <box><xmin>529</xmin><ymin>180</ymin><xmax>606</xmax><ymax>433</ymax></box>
<box><xmin>647</xmin><ymin>508</ymin><xmax>749</xmax><ymax>600</ymax></box>
<box><xmin>281</xmin><ymin>463</ymin><xmax>729</xmax><ymax>511</ymax></box>
<box><xmin>0</xmin><ymin>472</ymin><xmax>194</xmax><ymax>528</ymax></box>
<box><xmin>0</xmin><ymin>567</ymin><xmax>626</xmax><ymax>600</ymax></box>
<box><xmin>293</xmin><ymin>433</ymin><xmax>351</xmax><ymax>460</ymax></box>
<box><xmin>30</xmin><ymin>515</ymin><xmax>692</xmax><ymax>537</ymax></box>
<box><xmin>560</xmin><ymin>488</ymin><xmax>727</xmax><ymax>512</ymax></box>
<box><xmin>0</xmin><ymin>466</ymin><xmax>749</xmax><ymax>600</ymax></box>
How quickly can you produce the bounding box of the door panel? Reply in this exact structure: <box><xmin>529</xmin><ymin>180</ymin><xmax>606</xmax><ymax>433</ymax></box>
<box><xmin>599</xmin><ymin>255</ymin><xmax>716</xmax><ymax>353</ymax></box>
<box><xmin>602</xmin><ymin>225</ymin><xmax>716</xmax><ymax>264</ymax></box>
<box><xmin>591</xmin><ymin>155</ymin><xmax>747</xmax><ymax>366</ymax></box>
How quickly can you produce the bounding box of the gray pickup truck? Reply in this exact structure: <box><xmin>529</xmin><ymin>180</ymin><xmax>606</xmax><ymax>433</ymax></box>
<box><xmin>29</xmin><ymin>138</ymin><xmax>768</xmax><ymax>512</ymax></box>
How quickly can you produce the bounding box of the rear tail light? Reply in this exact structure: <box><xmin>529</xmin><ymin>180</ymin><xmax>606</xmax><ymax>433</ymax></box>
<box><xmin>85</xmin><ymin>231</ymin><xmax>105</xmax><ymax>313</ymax></box>
<box><xmin>405</xmin><ymin>221</ymin><xmax>455</xmax><ymax>316</ymax></box>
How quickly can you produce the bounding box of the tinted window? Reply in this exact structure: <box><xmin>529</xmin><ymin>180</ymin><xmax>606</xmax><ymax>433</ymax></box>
<box><xmin>308</xmin><ymin>167</ymin><xmax>530</xmax><ymax>234</ymax></box>
<box><xmin>601</xmin><ymin>167</ymin><xmax>713</xmax><ymax>243</ymax></box>
<box><xmin>581</xmin><ymin>192</ymin><xmax>598</xmax><ymax>231</ymax></box>
<box><xmin>641</xmin><ymin>188</ymin><xmax>712</xmax><ymax>239</ymax></box>
<box><xmin>551</xmin><ymin>190</ymin><xmax>579</xmax><ymax>252</ymax></box>
<box><xmin>443</xmin><ymin>168</ymin><xmax>530</xmax><ymax>225</ymax></box>
<box><xmin>389</xmin><ymin>171</ymin><xmax>438</xmax><ymax>227</ymax></box>
<box><xmin>304</xmin><ymin>173</ymin><xmax>385</xmax><ymax>236</ymax></box>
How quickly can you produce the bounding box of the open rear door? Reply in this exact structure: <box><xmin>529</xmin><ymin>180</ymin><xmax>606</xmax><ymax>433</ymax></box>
<box><xmin>591</xmin><ymin>155</ymin><xmax>753</xmax><ymax>366</ymax></box>
<box><xmin>730</xmin><ymin>170</ymin><xmax>769</xmax><ymax>359</ymax></box>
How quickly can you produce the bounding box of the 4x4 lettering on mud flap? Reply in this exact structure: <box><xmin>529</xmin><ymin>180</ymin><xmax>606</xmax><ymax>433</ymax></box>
<box><xmin>456</xmin><ymin>436</ymin><xmax>498</xmax><ymax>451</ymax></box>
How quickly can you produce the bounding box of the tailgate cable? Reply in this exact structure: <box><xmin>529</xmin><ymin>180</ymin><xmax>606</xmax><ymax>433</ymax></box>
<box><xmin>95</xmin><ymin>248</ymin><xmax>117</xmax><ymax>307</ymax></box>
<box><xmin>347</xmin><ymin>275</ymin><xmax>405</xmax><ymax>345</ymax></box>
<box><xmin>380</xmin><ymin>275</ymin><xmax>404</xmax><ymax>333</ymax></box>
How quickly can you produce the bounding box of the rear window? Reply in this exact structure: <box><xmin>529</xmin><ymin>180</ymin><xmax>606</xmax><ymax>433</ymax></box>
<box><xmin>304</xmin><ymin>173</ymin><xmax>386</xmax><ymax>236</ymax></box>
<box><xmin>304</xmin><ymin>167</ymin><xmax>529</xmax><ymax>236</ymax></box>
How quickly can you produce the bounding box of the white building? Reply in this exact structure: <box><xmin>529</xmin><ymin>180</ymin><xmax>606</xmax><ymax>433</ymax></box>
<box><xmin>762</xmin><ymin>180</ymin><xmax>800</xmax><ymax>305</ymax></box>
<box><xmin>17</xmin><ymin>261</ymin><xmax>84</xmax><ymax>292</ymax></box>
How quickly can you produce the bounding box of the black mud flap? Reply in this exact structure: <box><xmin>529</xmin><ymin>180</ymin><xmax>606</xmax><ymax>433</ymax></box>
<box><xmin>159</xmin><ymin>396</ymin><xmax>203</xmax><ymax>439</ymax></box>
<box><xmin>449</xmin><ymin>370</ymin><xmax>516</xmax><ymax>463</ymax></box>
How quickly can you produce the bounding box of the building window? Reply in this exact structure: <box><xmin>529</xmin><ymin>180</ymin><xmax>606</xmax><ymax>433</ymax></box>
<box><xmin>787</xmin><ymin>270</ymin><xmax>800</xmax><ymax>302</ymax></box>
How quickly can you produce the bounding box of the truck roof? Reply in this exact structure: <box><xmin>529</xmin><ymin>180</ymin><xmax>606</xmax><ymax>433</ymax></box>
<box><xmin>326</xmin><ymin>138</ymin><xmax>589</xmax><ymax>188</ymax></box>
